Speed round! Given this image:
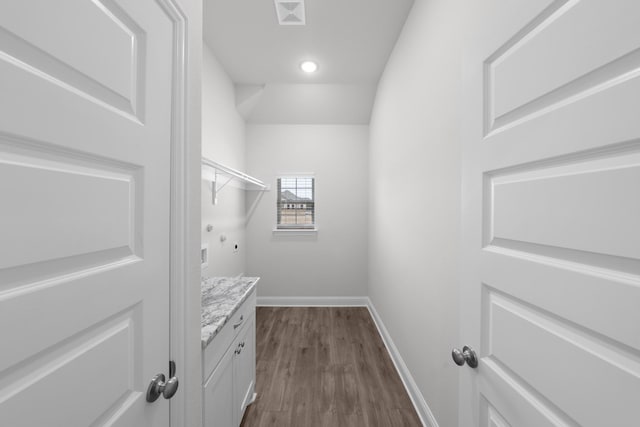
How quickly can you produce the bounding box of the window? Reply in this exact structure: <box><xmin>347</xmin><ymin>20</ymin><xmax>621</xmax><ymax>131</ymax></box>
<box><xmin>277</xmin><ymin>176</ymin><xmax>315</xmax><ymax>229</ymax></box>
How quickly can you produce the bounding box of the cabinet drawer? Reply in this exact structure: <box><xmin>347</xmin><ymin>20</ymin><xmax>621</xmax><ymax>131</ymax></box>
<box><xmin>203</xmin><ymin>289</ymin><xmax>256</xmax><ymax>380</ymax></box>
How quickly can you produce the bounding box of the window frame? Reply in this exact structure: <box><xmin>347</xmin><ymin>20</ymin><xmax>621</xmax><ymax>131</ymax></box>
<box><xmin>275</xmin><ymin>175</ymin><xmax>316</xmax><ymax>231</ymax></box>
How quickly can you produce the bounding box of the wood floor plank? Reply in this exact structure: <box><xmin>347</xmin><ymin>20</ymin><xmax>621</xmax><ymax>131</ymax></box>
<box><xmin>240</xmin><ymin>307</ymin><xmax>422</xmax><ymax>427</ymax></box>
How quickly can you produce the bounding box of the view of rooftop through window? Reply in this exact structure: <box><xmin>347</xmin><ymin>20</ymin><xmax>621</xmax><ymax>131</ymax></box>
<box><xmin>277</xmin><ymin>177</ymin><xmax>315</xmax><ymax>229</ymax></box>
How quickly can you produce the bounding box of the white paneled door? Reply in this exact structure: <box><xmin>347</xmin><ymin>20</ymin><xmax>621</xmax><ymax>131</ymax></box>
<box><xmin>0</xmin><ymin>1</ymin><xmax>178</xmax><ymax>426</ymax></box>
<box><xmin>461</xmin><ymin>0</ymin><xmax>640</xmax><ymax>426</ymax></box>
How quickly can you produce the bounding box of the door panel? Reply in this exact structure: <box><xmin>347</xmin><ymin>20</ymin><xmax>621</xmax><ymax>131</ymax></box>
<box><xmin>479</xmin><ymin>365</ymin><xmax>572</xmax><ymax>427</ymax></box>
<box><xmin>488</xmin><ymin>151</ymin><xmax>640</xmax><ymax>259</ymax></box>
<box><xmin>0</xmin><ymin>1</ymin><xmax>176</xmax><ymax>425</ymax></box>
<box><xmin>0</xmin><ymin>0</ymin><xmax>139</xmax><ymax>104</ymax></box>
<box><xmin>0</xmin><ymin>146</ymin><xmax>138</xmax><ymax>270</ymax></box>
<box><xmin>481</xmin><ymin>251</ymin><xmax>640</xmax><ymax>350</ymax></box>
<box><xmin>481</xmin><ymin>401</ymin><xmax>511</xmax><ymax>427</ymax></box>
<box><xmin>0</xmin><ymin>309</ymin><xmax>140</xmax><ymax>427</ymax></box>
<box><xmin>485</xmin><ymin>289</ymin><xmax>640</xmax><ymax>426</ymax></box>
<box><xmin>461</xmin><ymin>0</ymin><xmax>640</xmax><ymax>425</ymax></box>
<box><xmin>0</xmin><ymin>2</ymin><xmax>145</xmax><ymax>122</ymax></box>
<box><xmin>488</xmin><ymin>0</ymin><xmax>640</xmax><ymax>124</ymax></box>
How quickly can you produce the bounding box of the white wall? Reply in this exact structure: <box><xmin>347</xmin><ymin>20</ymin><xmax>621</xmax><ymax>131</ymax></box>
<box><xmin>368</xmin><ymin>0</ymin><xmax>463</xmax><ymax>425</ymax></box>
<box><xmin>245</xmin><ymin>125</ymin><xmax>368</xmax><ymax>299</ymax></box>
<box><xmin>201</xmin><ymin>43</ymin><xmax>246</xmax><ymax>277</ymax></box>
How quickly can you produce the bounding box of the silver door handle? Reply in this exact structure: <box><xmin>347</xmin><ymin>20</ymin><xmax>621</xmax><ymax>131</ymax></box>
<box><xmin>146</xmin><ymin>373</ymin><xmax>179</xmax><ymax>402</ymax></box>
<box><xmin>452</xmin><ymin>345</ymin><xmax>478</xmax><ymax>368</ymax></box>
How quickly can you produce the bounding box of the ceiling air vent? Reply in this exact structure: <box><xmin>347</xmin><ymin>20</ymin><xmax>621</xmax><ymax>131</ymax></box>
<box><xmin>274</xmin><ymin>0</ymin><xmax>306</xmax><ymax>26</ymax></box>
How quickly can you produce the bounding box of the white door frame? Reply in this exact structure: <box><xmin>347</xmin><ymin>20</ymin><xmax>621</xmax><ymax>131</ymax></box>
<box><xmin>158</xmin><ymin>0</ymin><xmax>203</xmax><ymax>426</ymax></box>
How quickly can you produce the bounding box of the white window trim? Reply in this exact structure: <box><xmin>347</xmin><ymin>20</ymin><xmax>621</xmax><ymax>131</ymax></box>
<box><xmin>275</xmin><ymin>174</ymin><xmax>316</xmax><ymax>231</ymax></box>
<box><xmin>272</xmin><ymin>227</ymin><xmax>318</xmax><ymax>234</ymax></box>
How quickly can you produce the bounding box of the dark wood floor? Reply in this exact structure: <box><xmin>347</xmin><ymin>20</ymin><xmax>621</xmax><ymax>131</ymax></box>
<box><xmin>240</xmin><ymin>307</ymin><xmax>422</xmax><ymax>427</ymax></box>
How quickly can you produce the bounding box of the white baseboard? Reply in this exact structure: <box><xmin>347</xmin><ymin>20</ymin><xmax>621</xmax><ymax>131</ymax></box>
<box><xmin>257</xmin><ymin>296</ymin><xmax>369</xmax><ymax>307</ymax></box>
<box><xmin>366</xmin><ymin>298</ymin><xmax>439</xmax><ymax>427</ymax></box>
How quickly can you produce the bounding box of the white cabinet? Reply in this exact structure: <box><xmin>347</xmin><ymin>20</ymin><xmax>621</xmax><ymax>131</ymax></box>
<box><xmin>203</xmin><ymin>289</ymin><xmax>256</xmax><ymax>427</ymax></box>
<box><xmin>233</xmin><ymin>315</ymin><xmax>256</xmax><ymax>422</ymax></box>
<box><xmin>203</xmin><ymin>347</ymin><xmax>234</xmax><ymax>427</ymax></box>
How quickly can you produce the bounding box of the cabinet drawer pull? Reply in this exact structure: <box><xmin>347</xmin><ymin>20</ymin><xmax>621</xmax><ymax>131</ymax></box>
<box><xmin>233</xmin><ymin>315</ymin><xmax>244</xmax><ymax>329</ymax></box>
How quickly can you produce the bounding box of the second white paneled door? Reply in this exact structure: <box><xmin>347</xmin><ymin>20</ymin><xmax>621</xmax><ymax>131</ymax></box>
<box><xmin>460</xmin><ymin>0</ymin><xmax>640</xmax><ymax>425</ymax></box>
<box><xmin>0</xmin><ymin>1</ymin><xmax>178</xmax><ymax>425</ymax></box>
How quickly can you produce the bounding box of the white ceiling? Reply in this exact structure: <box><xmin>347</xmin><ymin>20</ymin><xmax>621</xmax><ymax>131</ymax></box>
<box><xmin>203</xmin><ymin>0</ymin><xmax>415</xmax><ymax>124</ymax></box>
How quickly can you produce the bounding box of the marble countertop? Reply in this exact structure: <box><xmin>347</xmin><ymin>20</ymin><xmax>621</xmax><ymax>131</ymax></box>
<box><xmin>201</xmin><ymin>276</ymin><xmax>259</xmax><ymax>349</ymax></box>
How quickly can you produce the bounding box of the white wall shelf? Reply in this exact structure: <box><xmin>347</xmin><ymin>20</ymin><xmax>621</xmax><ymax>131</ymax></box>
<box><xmin>202</xmin><ymin>157</ymin><xmax>269</xmax><ymax>204</ymax></box>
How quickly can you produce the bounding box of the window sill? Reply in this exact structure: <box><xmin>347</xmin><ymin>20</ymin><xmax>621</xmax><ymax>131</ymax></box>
<box><xmin>272</xmin><ymin>228</ymin><xmax>318</xmax><ymax>235</ymax></box>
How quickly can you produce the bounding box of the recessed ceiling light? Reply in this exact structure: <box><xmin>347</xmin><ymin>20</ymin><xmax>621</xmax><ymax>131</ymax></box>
<box><xmin>300</xmin><ymin>60</ymin><xmax>318</xmax><ymax>73</ymax></box>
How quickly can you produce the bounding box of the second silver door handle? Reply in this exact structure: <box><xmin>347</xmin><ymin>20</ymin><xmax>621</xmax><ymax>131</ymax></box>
<box><xmin>452</xmin><ymin>345</ymin><xmax>478</xmax><ymax>368</ymax></box>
